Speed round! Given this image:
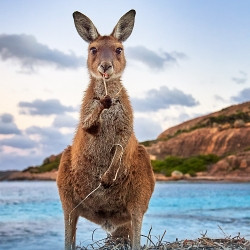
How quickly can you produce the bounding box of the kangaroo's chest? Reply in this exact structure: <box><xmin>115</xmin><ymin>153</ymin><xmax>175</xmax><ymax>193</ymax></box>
<box><xmin>100</xmin><ymin>98</ymin><xmax>127</xmax><ymax>131</ymax></box>
<box><xmin>93</xmin><ymin>82</ymin><xmax>130</xmax><ymax>132</ymax></box>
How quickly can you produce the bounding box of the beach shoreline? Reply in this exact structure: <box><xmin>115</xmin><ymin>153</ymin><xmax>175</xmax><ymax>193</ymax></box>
<box><xmin>1</xmin><ymin>170</ymin><xmax>250</xmax><ymax>182</ymax></box>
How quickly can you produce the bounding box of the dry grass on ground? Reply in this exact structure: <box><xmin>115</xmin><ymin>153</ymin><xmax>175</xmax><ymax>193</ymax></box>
<box><xmin>77</xmin><ymin>228</ymin><xmax>250</xmax><ymax>250</ymax></box>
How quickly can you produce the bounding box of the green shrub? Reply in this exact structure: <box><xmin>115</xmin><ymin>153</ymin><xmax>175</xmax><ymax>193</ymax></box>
<box><xmin>151</xmin><ymin>154</ymin><xmax>219</xmax><ymax>177</ymax></box>
<box><xmin>208</xmin><ymin>112</ymin><xmax>250</xmax><ymax>126</ymax></box>
<box><xmin>140</xmin><ymin>139</ymin><xmax>158</xmax><ymax>147</ymax></box>
<box><xmin>22</xmin><ymin>154</ymin><xmax>62</xmax><ymax>174</ymax></box>
<box><xmin>37</xmin><ymin>159</ymin><xmax>60</xmax><ymax>173</ymax></box>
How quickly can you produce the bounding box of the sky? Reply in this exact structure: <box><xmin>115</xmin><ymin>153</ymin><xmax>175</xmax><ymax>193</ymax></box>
<box><xmin>0</xmin><ymin>0</ymin><xmax>250</xmax><ymax>170</ymax></box>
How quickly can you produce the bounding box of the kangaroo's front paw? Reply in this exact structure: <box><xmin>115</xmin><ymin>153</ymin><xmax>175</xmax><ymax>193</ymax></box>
<box><xmin>100</xmin><ymin>95</ymin><xmax>112</xmax><ymax>109</ymax></box>
<box><xmin>101</xmin><ymin>173</ymin><xmax>113</xmax><ymax>189</ymax></box>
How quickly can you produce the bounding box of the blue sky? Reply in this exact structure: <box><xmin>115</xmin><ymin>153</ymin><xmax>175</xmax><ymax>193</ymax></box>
<box><xmin>0</xmin><ymin>0</ymin><xmax>249</xmax><ymax>170</ymax></box>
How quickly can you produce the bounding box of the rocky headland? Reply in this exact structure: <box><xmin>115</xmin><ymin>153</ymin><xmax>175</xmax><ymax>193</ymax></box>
<box><xmin>146</xmin><ymin>101</ymin><xmax>250</xmax><ymax>181</ymax></box>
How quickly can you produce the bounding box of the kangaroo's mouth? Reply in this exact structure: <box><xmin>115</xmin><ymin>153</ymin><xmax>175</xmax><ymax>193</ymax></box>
<box><xmin>100</xmin><ymin>72</ymin><xmax>112</xmax><ymax>80</ymax></box>
<box><xmin>97</xmin><ymin>63</ymin><xmax>113</xmax><ymax>80</ymax></box>
<box><xmin>101</xmin><ymin>72</ymin><xmax>110</xmax><ymax>79</ymax></box>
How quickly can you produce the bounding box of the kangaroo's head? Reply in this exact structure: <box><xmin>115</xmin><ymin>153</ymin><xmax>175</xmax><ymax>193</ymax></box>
<box><xmin>73</xmin><ymin>10</ymin><xmax>136</xmax><ymax>81</ymax></box>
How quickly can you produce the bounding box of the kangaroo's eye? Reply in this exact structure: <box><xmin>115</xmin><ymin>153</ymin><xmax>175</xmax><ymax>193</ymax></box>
<box><xmin>90</xmin><ymin>47</ymin><xmax>97</xmax><ymax>55</ymax></box>
<box><xmin>116</xmin><ymin>47</ymin><xmax>123</xmax><ymax>55</ymax></box>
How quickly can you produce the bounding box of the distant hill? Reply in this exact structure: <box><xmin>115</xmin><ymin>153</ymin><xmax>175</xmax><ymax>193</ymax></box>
<box><xmin>158</xmin><ymin>101</ymin><xmax>250</xmax><ymax>141</ymax></box>
<box><xmin>146</xmin><ymin>101</ymin><xmax>250</xmax><ymax>156</ymax></box>
<box><xmin>1</xmin><ymin>102</ymin><xmax>250</xmax><ymax>182</ymax></box>
<box><xmin>146</xmin><ymin>101</ymin><xmax>250</xmax><ymax>180</ymax></box>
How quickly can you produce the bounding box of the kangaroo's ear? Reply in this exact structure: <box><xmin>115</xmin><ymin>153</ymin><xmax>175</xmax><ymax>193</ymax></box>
<box><xmin>73</xmin><ymin>11</ymin><xmax>100</xmax><ymax>43</ymax></box>
<box><xmin>111</xmin><ymin>9</ymin><xmax>136</xmax><ymax>42</ymax></box>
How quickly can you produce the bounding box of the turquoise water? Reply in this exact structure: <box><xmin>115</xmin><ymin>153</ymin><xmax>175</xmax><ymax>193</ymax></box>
<box><xmin>0</xmin><ymin>181</ymin><xmax>250</xmax><ymax>250</ymax></box>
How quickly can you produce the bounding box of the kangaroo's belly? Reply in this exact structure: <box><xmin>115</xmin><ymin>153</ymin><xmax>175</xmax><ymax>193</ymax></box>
<box><xmin>79</xmin><ymin>188</ymin><xmax>132</xmax><ymax>230</ymax></box>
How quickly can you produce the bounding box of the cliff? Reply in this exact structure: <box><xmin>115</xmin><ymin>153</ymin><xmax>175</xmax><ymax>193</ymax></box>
<box><xmin>147</xmin><ymin>127</ymin><xmax>250</xmax><ymax>159</ymax></box>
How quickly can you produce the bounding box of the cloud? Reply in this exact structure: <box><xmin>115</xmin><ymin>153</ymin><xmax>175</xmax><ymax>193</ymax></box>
<box><xmin>131</xmin><ymin>86</ymin><xmax>199</xmax><ymax>112</ymax></box>
<box><xmin>53</xmin><ymin>114</ymin><xmax>78</xmax><ymax>128</ymax></box>
<box><xmin>126</xmin><ymin>46</ymin><xmax>187</xmax><ymax>69</ymax></box>
<box><xmin>214</xmin><ymin>95</ymin><xmax>226</xmax><ymax>102</ymax></box>
<box><xmin>0</xmin><ymin>34</ymin><xmax>84</xmax><ymax>72</ymax></box>
<box><xmin>0</xmin><ymin>152</ymin><xmax>43</xmax><ymax>170</ymax></box>
<box><xmin>232</xmin><ymin>71</ymin><xmax>247</xmax><ymax>84</ymax></box>
<box><xmin>231</xmin><ymin>88</ymin><xmax>250</xmax><ymax>103</ymax></box>
<box><xmin>0</xmin><ymin>125</ymin><xmax>73</xmax><ymax>170</ymax></box>
<box><xmin>19</xmin><ymin>99</ymin><xmax>76</xmax><ymax>116</ymax></box>
<box><xmin>26</xmin><ymin>126</ymin><xmax>72</xmax><ymax>153</ymax></box>
<box><xmin>0</xmin><ymin>135</ymin><xmax>36</xmax><ymax>149</ymax></box>
<box><xmin>134</xmin><ymin>117</ymin><xmax>162</xmax><ymax>142</ymax></box>
<box><xmin>0</xmin><ymin>110</ymin><xmax>75</xmax><ymax>170</ymax></box>
<box><xmin>1</xmin><ymin>113</ymin><xmax>13</xmax><ymax>123</ymax></box>
<box><xmin>0</xmin><ymin>113</ymin><xmax>21</xmax><ymax>135</ymax></box>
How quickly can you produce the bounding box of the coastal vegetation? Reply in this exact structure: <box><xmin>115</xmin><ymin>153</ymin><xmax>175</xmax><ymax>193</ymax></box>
<box><xmin>151</xmin><ymin>154</ymin><xmax>219</xmax><ymax>177</ymax></box>
<box><xmin>208</xmin><ymin>111</ymin><xmax>250</xmax><ymax>125</ymax></box>
<box><xmin>23</xmin><ymin>155</ymin><xmax>61</xmax><ymax>173</ymax></box>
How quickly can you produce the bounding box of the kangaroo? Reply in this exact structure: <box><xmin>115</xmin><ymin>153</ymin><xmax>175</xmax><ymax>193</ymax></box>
<box><xmin>57</xmin><ymin>9</ymin><xmax>155</xmax><ymax>250</ymax></box>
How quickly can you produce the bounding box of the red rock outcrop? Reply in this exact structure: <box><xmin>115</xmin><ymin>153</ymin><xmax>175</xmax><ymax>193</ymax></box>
<box><xmin>147</xmin><ymin>127</ymin><xmax>250</xmax><ymax>159</ymax></box>
<box><xmin>208</xmin><ymin>151</ymin><xmax>250</xmax><ymax>177</ymax></box>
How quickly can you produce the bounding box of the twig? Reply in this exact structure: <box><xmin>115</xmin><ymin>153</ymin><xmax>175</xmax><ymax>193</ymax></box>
<box><xmin>141</xmin><ymin>234</ymin><xmax>156</xmax><ymax>248</ymax></box>
<box><xmin>146</xmin><ymin>226</ymin><xmax>152</xmax><ymax>247</ymax></box>
<box><xmin>218</xmin><ymin>225</ymin><xmax>231</xmax><ymax>239</ymax></box>
<box><xmin>200</xmin><ymin>229</ymin><xmax>207</xmax><ymax>238</ymax></box>
<box><xmin>157</xmin><ymin>230</ymin><xmax>166</xmax><ymax>246</ymax></box>
<box><xmin>92</xmin><ymin>228</ymin><xmax>98</xmax><ymax>242</ymax></box>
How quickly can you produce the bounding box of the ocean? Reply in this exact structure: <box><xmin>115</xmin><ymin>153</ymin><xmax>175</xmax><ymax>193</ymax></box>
<box><xmin>0</xmin><ymin>181</ymin><xmax>250</xmax><ymax>250</ymax></box>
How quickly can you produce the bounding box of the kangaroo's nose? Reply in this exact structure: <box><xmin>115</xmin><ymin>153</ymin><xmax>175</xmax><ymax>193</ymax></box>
<box><xmin>99</xmin><ymin>62</ymin><xmax>113</xmax><ymax>73</ymax></box>
<box><xmin>98</xmin><ymin>61</ymin><xmax>113</xmax><ymax>78</ymax></box>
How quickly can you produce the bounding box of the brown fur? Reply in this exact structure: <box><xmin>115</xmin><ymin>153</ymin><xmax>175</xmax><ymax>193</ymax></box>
<box><xmin>57</xmin><ymin>9</ymin><xmax>155</xmax><ymax>250</ymax></box>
